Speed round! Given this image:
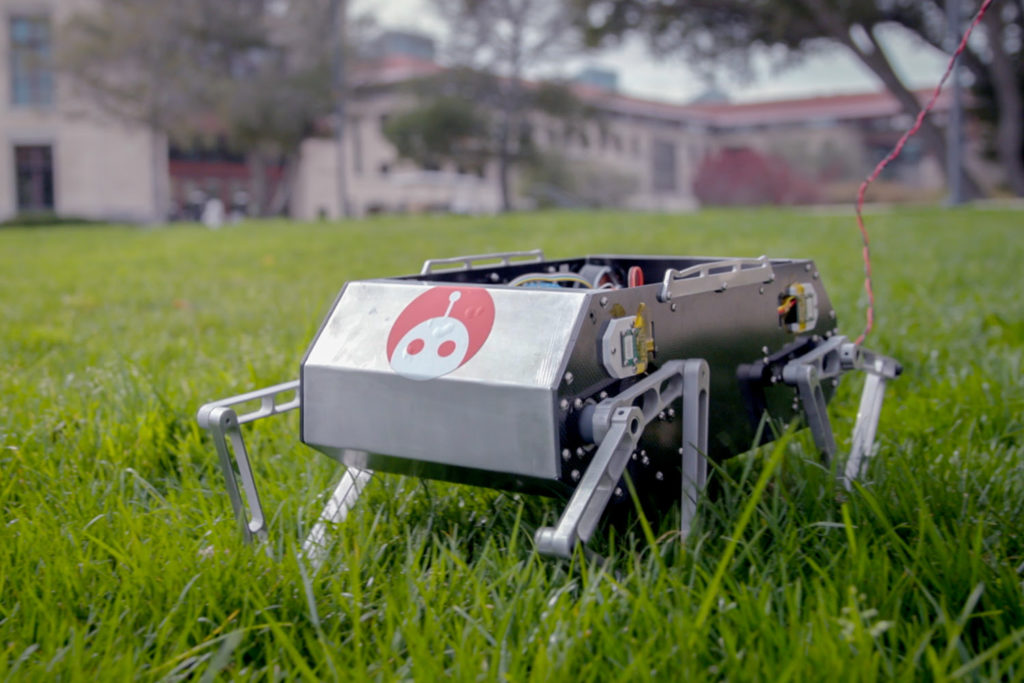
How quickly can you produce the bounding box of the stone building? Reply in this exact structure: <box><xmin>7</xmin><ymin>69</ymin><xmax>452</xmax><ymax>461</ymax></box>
<box><xmin>1</xmin><ymin>0</ymin><xmax>166</xmax><ymax>224</ymax></box>
<box><xmin>1</xmin><ymin>11</ymin><xmax>968</xmax><ymax>224</ymax></box>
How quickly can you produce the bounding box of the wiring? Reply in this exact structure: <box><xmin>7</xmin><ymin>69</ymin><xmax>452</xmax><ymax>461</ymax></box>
<box><xmin>508</xmin><ymin>273</ymin><xmax>594</xmax><ymax>288</ymax></box>
<box><xmin>777</xmin><ymin>296</ymin><xmax>798</xmax><ymax>317</ymax></box>
<box><xmin>627</xmin><ymin>266</ymin><xmax>644</xmax><ymax>288</ymax></box>
<box><xmin>853</xmin><ymin>0</ymin><xmax>993</xmax><ymax>345</ymax></box>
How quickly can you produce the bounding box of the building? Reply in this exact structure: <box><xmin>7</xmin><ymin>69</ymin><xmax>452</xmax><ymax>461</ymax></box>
<box><xmin>1</xmin><ymin>0</ymin><xmax>166</xmax><ymax>224</ymax></box>
<box><xmin>291</xmin><ymin>33</ymin><xmax>967</xmax><ymax>218</ymax></box>
<box><xmin>0</xmin><ymin>13</ymin><xmax>977</xmax><ymax>224</ymax></box>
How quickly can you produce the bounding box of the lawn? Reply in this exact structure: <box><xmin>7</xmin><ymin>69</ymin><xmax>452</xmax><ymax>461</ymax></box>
<box><xmin>1</xmin><ymin>207</ymin><xmax>1022</xmax><ymax>680</ymax></box>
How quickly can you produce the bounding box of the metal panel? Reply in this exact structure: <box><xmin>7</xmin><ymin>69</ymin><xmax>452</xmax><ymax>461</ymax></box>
<box><xmin>302</xmin><ymin>281</ymin><xmax>588</xmax><ymax>480</ymax></box>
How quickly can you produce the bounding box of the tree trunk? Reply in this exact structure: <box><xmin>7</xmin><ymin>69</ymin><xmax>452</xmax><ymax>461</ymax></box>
<box><xmin>796</xmin><ymin>1</ymin><xmax>985</xmax><ymax>197</ymax></box>
<box><xmin>247</xmin><ymin>152</ymin><xmax>268</xmax><ymax>217</ymax></box>
<box><xmin>984</xmin><ymin>11</ymin><xmax>1024</xmax><ymax>196</ymax></box>
<box><xmin>855</xmin><ymin>26</ymin><xmax>985</xmax><ymax>198</ymax></box>
<box><xmin>149</xmin><ymin>126</ymin><xmax>167</xmax><ymax>224</ymax></box>
<box><xmin>497</xmin><ymin>111</ymin><xmax>513</xmax><ymax>212</ymax></box>
<box><xmin>268</xmin><ymin>154</ymin><xmax>298</xmax><ymax>216</ymax></box>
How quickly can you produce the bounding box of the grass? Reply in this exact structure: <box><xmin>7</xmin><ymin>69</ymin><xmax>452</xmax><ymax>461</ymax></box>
<box><xmin>1</xmin><ymin>207</ymin><xmax>1022</xmax><ymax>680</ymax></box>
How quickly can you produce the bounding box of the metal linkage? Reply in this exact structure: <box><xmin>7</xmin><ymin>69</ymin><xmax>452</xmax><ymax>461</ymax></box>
<box><xmin>197</xmin><ymin>381</ymin><xmax>301</xmax><ymax>542</ymax></box>
<box><xmin>197</xmin><ymin>381</ymin><xmax>375</xmax><ymax>558</ymax></box>
<box><xmin>535</xmin><ymin>359</ymin><xmax>710</xmax><ymax>558</ymax></box>
<box><xmin>302</xmin><ymin>462</ymin><xmax>373</xmax><ymax>571</ymax></box>
<box><xmin>780</xmin><ymin>336</ymin><xmax>901</xmax><ymax>481</ymax></box>
<box><xmin>658</xmin><ymin>256</ymin><xmax>774</xmax><ymax>301</ymax></box>
<box><xmin>420</xmin><ymin>249</ymin><xmax>545</xmax><ymax>274</ymax></box>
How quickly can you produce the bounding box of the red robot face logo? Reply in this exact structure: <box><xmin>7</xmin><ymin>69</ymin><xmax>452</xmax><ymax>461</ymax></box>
<box><xmin>387</xmin><ymin>286</ymin><xmax>496</xmax><ymax>380</ymax></box>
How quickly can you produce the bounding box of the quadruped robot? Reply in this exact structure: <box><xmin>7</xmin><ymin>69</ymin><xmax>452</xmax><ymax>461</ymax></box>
<box><xmin>197</xmin><ymin>250</ymin><xmax>900</xmax><ymax>560</ymax></box>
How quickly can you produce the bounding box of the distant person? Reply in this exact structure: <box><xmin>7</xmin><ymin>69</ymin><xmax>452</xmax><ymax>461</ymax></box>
<box><xmin>202</xmin><ymin>196</ymin><xmax>225</xmax><ymax>230</ymax></box>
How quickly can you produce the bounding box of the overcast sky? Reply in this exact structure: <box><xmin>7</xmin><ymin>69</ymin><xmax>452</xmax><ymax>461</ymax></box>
<box><xmin>354</xmin><ymin>0</ymin><xmax>952</xmax><ymax>104</ymax></box>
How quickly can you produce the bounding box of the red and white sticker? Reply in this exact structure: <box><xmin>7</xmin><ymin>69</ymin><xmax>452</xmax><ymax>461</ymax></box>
<box><xmin>387</xmin><ymin>286</ymin><xmax>495</xmax><ymax>380</ymax></box>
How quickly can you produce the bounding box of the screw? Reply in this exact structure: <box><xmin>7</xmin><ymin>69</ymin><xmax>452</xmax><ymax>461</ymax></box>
<box><xmin>561</xmin><ymin>448</ymin><xmax>571</xmax><ymax>461</ymax></box>
<box><xmin>576</xmin><ymin>447</ymin><xmax>585</xmax><ymax>457</ymax></box>
<box><xmin>670</xmin><ymin>303</ymin><xmax>677</xmax><ymax>312</ymax></box>
<box><xmin>489</xmin><ymin>272</ymin><xmax>500</xmax><ymax>282</ymax></box>
<box><xmin>805</xmin><ymin>263</ymin><xmax>812</xmax><ymax>272</ymax></box>
<box><xmin>667</xmin><ymin>407</ymin><xmax>676</xmax><ymax>418</ymax></box>
<box><xmin>830</xmin><ymin>310</ymin><xmax>837</xmax><ymax>320</ymax></box>
<box><xmin>759</xmin><ymin>286</ymin><xmax>765</xmax><ymax>294</ymax></box>
<box><xmin>570</xmin><ymin>469</ymin><xmax>581</xmax><ymax>482</ymax></box>
<box><xmin>564</xmin><ymin>371</ymin><xmax>574</xmax><ymax>385</ymax></box>
<box><xmin>599</xmin><ymin>391</ymin><xmax>608</xmax><ymax>399</ymax></box>
<box><xmin>812</xmin><ymin>270</ymin><xmax>819</xmax><ymax>279</ymax></box>
<box><xmin>600</xmin><ymin>296</ymin><xmax>608</xmax><ymax>307</ymax></box>
<box><xmin>655</xmin><ymin>471</ymin><xmax>664</xmax><ymax>481</ymax></box>
<box><xmin>614</xmin><ymin>487</ymin><xmax>623</xmax><ymax>497</ymax></box>
<box><xmin>641</xmin><ymin>455</ymin><xmax>650</xmax><ymax>466</ymax></box>
<box><xmin>559</xmin><ymin>399</ymin><xmax>569</xmax><ymax>410</ymax></box>
<box><xmin>658</xmin><ymin>411</ymin><xmax>666</xmax><ymax>421</ymax></box>
<box><xmin>762</xmin><ymin>346</ymin><xmax>770</xmax><ymax>355</ymax></box>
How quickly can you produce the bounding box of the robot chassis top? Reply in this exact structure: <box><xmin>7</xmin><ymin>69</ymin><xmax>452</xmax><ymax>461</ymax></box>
<box><xmin>197</xmin><ymin>250</ymin><xmax>901</xmax><ymax>562</ymax></box>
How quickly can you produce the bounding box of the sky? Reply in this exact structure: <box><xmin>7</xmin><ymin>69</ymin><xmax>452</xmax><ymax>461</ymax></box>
<box><xmin>354</xmin><ymin>0</ymin><xmax>953</xmax><ymax>104</ymax></box>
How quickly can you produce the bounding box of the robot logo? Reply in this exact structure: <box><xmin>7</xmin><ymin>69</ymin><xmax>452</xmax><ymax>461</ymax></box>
<box><xmin>387</xmin><ymin>286</ymin><xmax>495</xmax><ymax>380</ymax></box>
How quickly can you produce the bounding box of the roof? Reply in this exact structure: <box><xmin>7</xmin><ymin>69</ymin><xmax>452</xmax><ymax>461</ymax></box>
<box><xmin>351</xmin><ymin>55</ymin><xmax>949</xmax><ymax>129</ymax></box>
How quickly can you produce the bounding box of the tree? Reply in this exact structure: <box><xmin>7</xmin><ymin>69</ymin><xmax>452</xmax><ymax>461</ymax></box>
<box><xmin>574</xmin><ymin>0</ymin><xmax>1020</xmax><ymax>197</ymax></box>
<box><xmin>60</xmin><ymin>0</ymin><xmax>342</xmax><ymax>219</ymax></box>
<box><xmin>59</xmin><ymin>1</ymin><xmax>199</xmax><ymax>222</ymax></box>
<box><xmin>182</xmin><ymin>0</ymin><xmax>337</xmax><ymax>215</ymax></box>
<box><xmin>881</xmin><ymin>2</ymin><xmax>1024</xmax><ymax>195</ymax></box>
<box><xmin>424</xmin><ymin>0</ymin><xmax>585</xmax><ymax>210</ymax></box>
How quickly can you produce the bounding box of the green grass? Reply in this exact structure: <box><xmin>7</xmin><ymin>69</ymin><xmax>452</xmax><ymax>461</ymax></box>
<box><xmin>1</xmin><ymin>207</ymin><xmax>1022</xmax><ymax>680</ymax></box>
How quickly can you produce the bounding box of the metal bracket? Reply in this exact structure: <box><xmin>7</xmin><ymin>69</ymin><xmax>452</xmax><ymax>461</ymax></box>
<box><xmin>535</xmin><ymin>359</ymin><xmax>710</xmax><ymax>558</ymax></box>
<box><xmin>658</xmin><ymin>256</ymin><xmax>775</xmax><ymax>302</ymax></box>
<box><xmin>197</xmin><ymin>380</ymin><xmax>374</xmax><ymax>560</ymax></box>
<box><xmin>780</xmin><ymin>336</ymin><xmax>901</xmax><ymax>483</ymax></box>
<box><xmin>197</xmin><ymin>380</ymin><xmax>301</xmax><ymax>542</ymax></box>
<box><xmin>420</xmin><ymin>249</ymin><xmax>545</xmax><ymax>274</ymax></box>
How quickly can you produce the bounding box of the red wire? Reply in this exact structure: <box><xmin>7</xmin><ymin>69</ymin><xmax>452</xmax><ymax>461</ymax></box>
<box><xmin>853</xmin><ymin>0</ymin><xmax>993</xmax><ymax>345</ymax></box>
<box><xmin>628</xmin><ymin>266</ymin><xmax>644</xmax><ymax>287</ymax></box>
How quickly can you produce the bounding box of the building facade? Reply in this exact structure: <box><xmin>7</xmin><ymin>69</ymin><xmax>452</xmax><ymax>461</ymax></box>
<box><xmin>1</xmin><ymin>14</ymin><xmax>976</xmax><ymax>224</ymax></box>
<box><xmin>1</xmin><ymin>0</ymin><xmax>164</xmax><ymax>224</ymax></box>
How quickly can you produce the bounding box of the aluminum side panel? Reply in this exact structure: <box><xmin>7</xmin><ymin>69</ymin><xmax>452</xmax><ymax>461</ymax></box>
<box><xmin>303</xmin><ymin>371</ymin><xmax>559</xmax><ymax>478</ymax></box>
<box><xmin>301</xmin><ymin>282</ymin><xmax>587</xmax><ymax>479</ymax></box>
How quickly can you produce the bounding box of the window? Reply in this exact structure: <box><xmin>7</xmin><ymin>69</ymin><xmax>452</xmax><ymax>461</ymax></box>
<box><xmin>10</xmin><ymin>15</ymin><xmax>54</xmax><ymax>107</ymax></box>
<box><xmin>14</xmin><ymin>145</ymin><xmax>55</xmax><ymax>212</ymax></box>
<box><xmin>650</xmin><ymin>139</ymin><xmax>677</xmax><ymax>194</ymax></box>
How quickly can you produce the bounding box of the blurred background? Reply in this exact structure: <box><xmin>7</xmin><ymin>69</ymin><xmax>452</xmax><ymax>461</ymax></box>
<box><xmin>1</xmin><ymin>0</ymin><xmax>1021</xmax><ymax>225</ymax></box>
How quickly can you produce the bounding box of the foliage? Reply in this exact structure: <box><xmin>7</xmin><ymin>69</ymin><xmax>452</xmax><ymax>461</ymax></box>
<box><xmin>573</xmin><ymin>0</ymin><xmax>1024</xmax><ymax>197</ymax></box>
<box><xmin>523</xmin><ymin>152</ymin><xmax>640</xmax><ymax>208</ymax></box>
<box><xmin>693</xmin><ymin>147</ymin><xmax>821</xmax><ymax>206</ymax></box>
<box><xmin>1</xmin><ymin>208</ymin><xmax>1023</xmax><ymax>678</ymax></box>
<box><xmin>418</xmin><ymin>0</ymin><xmax>585</xmax><ymax>210</ymax></box>
<box><xmin>383</xmin><ymin>72</ymin><xmax>596</xmax><ymax>201</ymax></box>
<box><xmin>384</xmin><ymin>93</ymin><xmax>493</xmax><ymax>173</ymax></box>
<box><xmin>59</xmin><ymin>0</ymin><xmax>341</xmax><ymax>217</ymax></box>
